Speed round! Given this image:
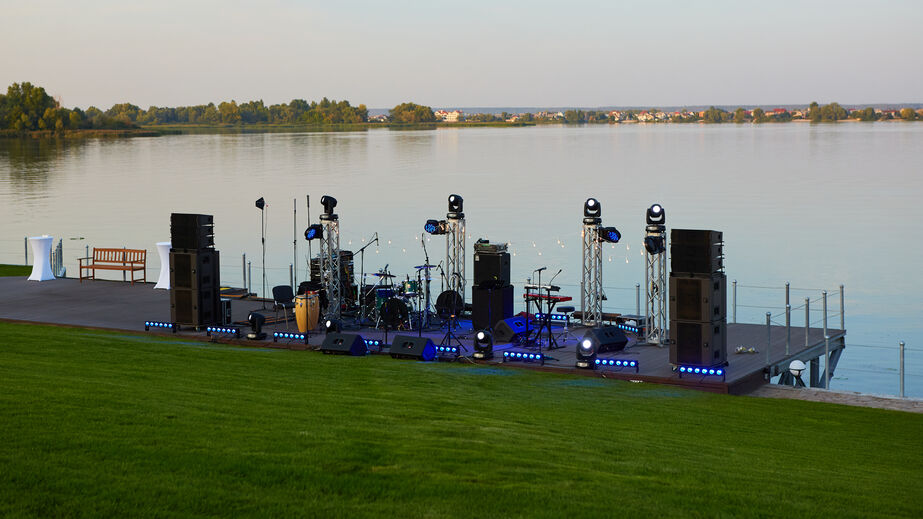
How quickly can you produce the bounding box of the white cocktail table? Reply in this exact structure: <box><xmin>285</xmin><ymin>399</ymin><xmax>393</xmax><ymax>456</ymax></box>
<box><xmin>154</xmin><ymin>241</ymin><xmax>171</xmax><ymax>289</ymax></box>
<box><xmin>28</xmin><ymin>235</ymin><xmax>55</xmax><ymax>281</ymax></box>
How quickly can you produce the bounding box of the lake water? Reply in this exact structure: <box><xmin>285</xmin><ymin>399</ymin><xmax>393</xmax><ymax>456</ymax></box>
<box><xmin>1</xmin><ymin>124</ymin><xmax>920</xmax><ymax>397</ymax></box>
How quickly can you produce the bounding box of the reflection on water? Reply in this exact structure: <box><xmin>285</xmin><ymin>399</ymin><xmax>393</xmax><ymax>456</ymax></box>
<box><xmin>1</xmin><ymin>124</ymin><xmax>921</xmax><ymax>396</ymax></box>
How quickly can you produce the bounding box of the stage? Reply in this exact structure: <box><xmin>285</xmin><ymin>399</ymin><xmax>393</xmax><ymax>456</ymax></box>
<box><xmin>0</xmin><ymin>276</ymin><xmax>845</xmax><ymax>395</ymax></box>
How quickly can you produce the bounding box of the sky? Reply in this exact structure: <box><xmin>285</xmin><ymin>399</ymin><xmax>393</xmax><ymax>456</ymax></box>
<box><xmin>1</xmin><ymin>0</ymin><xmax>921</xmax><ymax>109</ymax></box>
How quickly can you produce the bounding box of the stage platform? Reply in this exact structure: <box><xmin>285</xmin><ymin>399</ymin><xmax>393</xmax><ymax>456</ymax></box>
<box><xmin>0</xmin><ymin>276</ymin><xmax>845</xmax><ymax>395</ymax></box>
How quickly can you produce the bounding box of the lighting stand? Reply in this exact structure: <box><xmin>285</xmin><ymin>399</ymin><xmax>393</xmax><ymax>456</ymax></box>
<box><xmin>259</xmin><ymin>204</ymin><xmax>267</xmax><ymax>309</ymax></box>
<box><xmin>644</xmin><ymin>223</ymin><xmax>667</xmax><ymax>345</ymax></box>
<box><xmin>319</xmin><ymin>213</ymin><xmax>341</xmax><ymax>321</ymax></box>
<box><xmin>581</xmin><ymin>218</ymin><xmax>603</xmax><ymax>327</ymax></box>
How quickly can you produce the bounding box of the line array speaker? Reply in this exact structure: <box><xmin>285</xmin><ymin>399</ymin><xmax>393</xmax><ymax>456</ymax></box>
<box><xmin>669</xmin><ymin>320</ymin><xmax>727</xmax><ymax>366</ymax></box>
<box><xmin>669</xmin><ymin>274</ymin><xmax>727</xmax><ymax>322</ymax></box>
<box><xmin>170</xmin><ymin>213</ymin><xmax>214</xmax><ymax>250</ymax></box>
<box><xmin>670</xmin><ymin>229</ymin><xmax>723</xmax><ymax>274</ymax></box>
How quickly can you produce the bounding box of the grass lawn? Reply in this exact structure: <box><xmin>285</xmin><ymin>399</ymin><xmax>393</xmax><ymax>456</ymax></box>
<box><xmin>0</xmin><ymin>264</ymin><xmax>31</xmax><ymax>277</ymax></box>
<box><xmin>0</xmin><ymin>322</ymin><xmax>920</xmax><ymax>518</ymax></box>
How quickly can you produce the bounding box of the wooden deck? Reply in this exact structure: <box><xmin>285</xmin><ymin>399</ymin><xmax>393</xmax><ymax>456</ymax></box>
<box><xmin>0</xmin><ymin>276</ymin><xmax>845</xmax><ymax>395</ymax></box>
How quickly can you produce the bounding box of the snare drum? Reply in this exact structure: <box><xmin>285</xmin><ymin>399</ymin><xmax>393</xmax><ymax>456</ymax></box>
<box><xmin>401</xmin><ymin>280</ymin><xmax>419</xmax><ymax>297</ymax></box>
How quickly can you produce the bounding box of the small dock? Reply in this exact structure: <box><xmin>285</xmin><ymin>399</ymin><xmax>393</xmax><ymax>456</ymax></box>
<box><xmin>0</xmin><ymin>276</ymin><xmax>845</xmax><ymax>395</ymax></box>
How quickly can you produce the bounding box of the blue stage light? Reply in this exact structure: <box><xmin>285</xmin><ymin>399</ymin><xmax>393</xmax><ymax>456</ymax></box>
<box><xmin>678</xmin><ymin>365</ymin><xmax>726</xmax><ymax>379</ymax></box>
<box><xmin>304</xmin><ymin>224</ymin><xmax>323</xmax><ymax>241</ymax></box>
<box><xmin>598</xmin><ymin>226</ymin><xmax>621</xmax><ymax>244</ymax></box>
<box><xmin>207</xmin><ymin>326</ymin><xmax>241</xmax><ymax>339</ymax></box>
<box><xmin>595</xmin><ymin>357</ymin><xmax>640</xmax><ymax>372</ymax></box>
<box><xmin>144</xmin><ymin>321</ymin><xmax>178</xmax><ymax>333</ymax></box>
<box><xmin>502</xmin><ymin>350</ymin><xmax>544</xmax><ymax>364</ymax></box>
<box><xmin>273</xmin><ymin>331</ymin><xmax>308</xmax><ymax>344</ymax></box>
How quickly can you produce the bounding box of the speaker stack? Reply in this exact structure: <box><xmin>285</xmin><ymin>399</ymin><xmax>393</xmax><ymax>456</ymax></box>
<box><xmin>170</xmin><ymin>213</ymin><xmax>221</xmax><ymax>329</ymax></box>
<box><xmin>669</xmin><ymin>229</ymin><xmax>727</xmax><ymax>367</ymax></box>
<box><xmin>471</xmin><ymin>243</ymin><xmax>513</xmax><ymax>330</ymax></box>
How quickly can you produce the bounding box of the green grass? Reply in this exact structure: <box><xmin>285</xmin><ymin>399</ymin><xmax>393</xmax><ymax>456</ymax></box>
<box><xmin>0</xmin><ymin>322</ymin><xmax>920</xmax><ymax>518</ymax></box>
<box><xmin>0</xmin><ymin>264</ymin><xmax>31</xmax><ymax>277</ymax></box>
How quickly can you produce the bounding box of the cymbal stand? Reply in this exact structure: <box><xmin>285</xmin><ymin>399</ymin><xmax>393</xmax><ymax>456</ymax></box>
<box><xmin>355</xmin><ymin>232</ymin><xmax>379</xmax><ymax>326</ymax></box>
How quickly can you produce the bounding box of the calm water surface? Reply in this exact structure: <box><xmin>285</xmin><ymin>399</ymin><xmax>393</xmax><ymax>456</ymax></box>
<box><xmin>1</xmin><ymin>124</ymin><xmax>920</xmax><ymax>396</ymax></box>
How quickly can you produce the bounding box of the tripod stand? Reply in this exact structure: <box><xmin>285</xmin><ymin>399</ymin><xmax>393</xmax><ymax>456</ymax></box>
<box><xmin>440</xmin><ymin>277</ymin><xmax>466</xmax><ymax>350</ymax></box>
<box><xmin>354</xmin><ymin>232</ymin><xmax>379</xmax><ymax>326</ymax></box>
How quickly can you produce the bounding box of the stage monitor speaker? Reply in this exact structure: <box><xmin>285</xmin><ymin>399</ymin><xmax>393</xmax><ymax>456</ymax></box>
<box><xmin>494</xmin><ymin>316</ymin><xmax>529</xmax><ymax>343</ymax></box>
<box><xmin>473</xmin><ymin>252</ymin><xmax>511</xmax><ymax>288</ymax></box>
<box><xmin>583</xmin><ymin>326</ymin><xmax>629</xmax><ymax>353</ymax></box>
<box><xmin>389</xmin><ymin>335</ymin><xmax>436</xmax><ymax>361</ymax></box>
<box><xmin>669</xmin><ymin>320</ymin><xmax>727</xmax><ymax>366</ymax></box>
<box><xmin>321</xmin><ymin>333</ymin><xmax>368</xmax><ymax>356</ymax></box>
<box><xmin>670</xmin><ymin>274</ymin><xmax>727</xmax><ymax>322</ymax></box>
<box><xmin>670</xmin><ymin>229</ymin><xmax>723</xmax><ymax>274</ymax></box>
<box><xmin>471</xmin><ymin>284</ymin><xmax>514</xmax><ymax>330</ymax></box>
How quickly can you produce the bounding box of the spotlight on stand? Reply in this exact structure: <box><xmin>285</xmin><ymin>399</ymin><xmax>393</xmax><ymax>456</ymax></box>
<box><xmin>320</xmin><ymin>195</ymin><xmax>337</xmax><ymax>216</ymax></box>
<box><xmin>576</xmin><ymin>337</ymin><xmax>597</xmax><ymax>369</ymax></box>
<box><xmin>304</xmin><ymin>223</ymin><xmax>323</xmax><ymax>241</ymax></box>
<box><xmin>584</xmin><ymin>198</ymin><xmax>601</xmax><ymax>219</ymax></box>
<box><xmin>646</xmin><ymin>203</ymin><xmax>665</xmax><ymax>225</ymax></box>
<box><xmin>247</xmin><ymin>312</ymin><xmax>266</xmax><ymax>340</ymax></box>
<box><xmin>255</xmin><ymin>197</ymin><xmax>265</xmax><ymax>210</ymax></box>
<box><xmin>447</xmin><ymin>194</ymin><xmax>464</xmax><ymax>214</ymax></box>
<box><xmin>324</xmin><ymin>318</ymin><xmax>342</xmax><ymax>334</ymax></box>
<box><xmin>473</xmin><ymin>330</ymin><xmax>493</xmax><ymax>359</ymax></box>
<box><xmin>598</xmin><ymin>226</ymin><xmax>621</xmax><ymax>244</ymax></box>
<box><xmin>644</xmin><ymin>235</ymin><xmax>666</xmax><ymax>254</ymax></box>
<box><xmin>424</xmin><ymin>219</ymin><xmax>447</xmax><ymax>235</ymax></box>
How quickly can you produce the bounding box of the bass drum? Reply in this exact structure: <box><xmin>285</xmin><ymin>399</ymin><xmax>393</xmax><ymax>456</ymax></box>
<box><xmin>380</xmin><ymin>297</ymin><xmax>410</xmax><ymax>330</ymax></box>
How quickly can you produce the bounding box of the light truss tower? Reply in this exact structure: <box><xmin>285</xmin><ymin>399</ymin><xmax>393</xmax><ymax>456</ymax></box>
<box><xmin>446</xmin><ymin>214</ymin><xmax>466</xmax><ymax>300</ymax></box>
<box><xmin>319</xmin><ymin>214</ymin><xmax>341</xmax><ymax>321</ymax></box>
<box><xmin>643</xmin><ymin>204</ymin><xmax>667</xmax><ymax>345</ymax></box>
<box><xmin>581</xmin><ymin>216</ymin><xmax>603</xmax><ymax>327</ymax></box>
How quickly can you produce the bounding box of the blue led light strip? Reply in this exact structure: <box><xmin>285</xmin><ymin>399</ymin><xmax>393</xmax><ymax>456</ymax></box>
<box><xmin>534</xmin><ymin>313</ymin><xmax>568</xmax><ymax>322</ymax></box>
<box><xmin>678</xmin><ymin>366</ymin><xmax>725</xmax><ymax>377</ymax></box>
<box><xmin>594</xmin><ymin>358</ymin><xmax>640</xmax><ymax>372</ymax></box>
<box><xmin>502</xmin><ymin>351</ymin><xmax>544</xmax><ymax>363</ymax></box>
<box><xmin>435</xmin><ymin>345</ymin><xmax>460</xmax><ymax>355</ymax></box>
<box><xmin>144</xmin><ymin>321</ymin><xmax>177</xmax><ymax>333</ymax></box>
<box><xmin>207</xmin><ymin>326</ymin><xmax>241</xmax><ymax>338</ymax></box>
<box><xmin>273</xmin><ymin>331</ymin><xmax>308</xmax><ymax>343</ymax></box>
<box><xmin>364</xmin><ymin>339</ymin><xmax>382</xmax><ymax>348</ymax></box>
<box><xmin>616</xmin><ymin>323</ymin><xmax>641</xmax><ymax>334</ymax></box>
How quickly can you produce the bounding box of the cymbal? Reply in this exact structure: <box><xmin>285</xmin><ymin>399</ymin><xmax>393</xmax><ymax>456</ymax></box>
<box><xmin>373</xmin><ymin>272</ymin><xmax>396</xmax><ymax>278</ymax></box>
<box><xmin>414</xmin><ymin>264</ymin><xmax>438</xmax><ymax>270</ymax></box>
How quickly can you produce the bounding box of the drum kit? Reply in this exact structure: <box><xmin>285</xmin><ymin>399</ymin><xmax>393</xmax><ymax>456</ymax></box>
<box><xmin>362</xmin><ymin>263</ymin><xmax>439</xmax><ymax>331</ymax></box>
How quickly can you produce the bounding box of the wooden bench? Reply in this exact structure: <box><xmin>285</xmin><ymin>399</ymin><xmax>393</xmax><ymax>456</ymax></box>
<box><xmin>79</xmin><ymin>248</ymin><xmax>147</xmax><ymax>285</ymax></box>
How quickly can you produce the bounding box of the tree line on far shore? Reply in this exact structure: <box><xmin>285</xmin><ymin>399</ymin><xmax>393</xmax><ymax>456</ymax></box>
<box><xmin>1</xmin><ymin>81</ymin><xmax>919</xmax><ymax>135</ymax></box>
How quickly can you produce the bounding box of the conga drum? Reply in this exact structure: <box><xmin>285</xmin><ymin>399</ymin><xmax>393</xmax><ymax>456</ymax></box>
<box><xmin>305</xmin><ymin>291</ymin><xmax>320</xmax><ymax>331</ymax></box>
<box><xmin>295</xmin><ymin>294</ymin><xmax>309</xmax><ymax>333</ymax></box>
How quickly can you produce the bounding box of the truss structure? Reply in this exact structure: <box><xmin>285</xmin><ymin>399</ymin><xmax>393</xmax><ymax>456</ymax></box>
<box><xmin>644</xmin><ymin>224</ymin><xmax>667</xmax><ymax>345</ymax></box>
<box><xmin>581</xmin><ymin>220</ymin><xmax>603</xmax><ymax>327</ymax></box>
<box><xmin>319</xmin><ymin>215</ymin><xmax>341</xmax><ymax>320</ymax></box>
<box><xmin>445</xmin><ymin>216</ymin><xmax>466</xmax><ymax>300</ymax></box>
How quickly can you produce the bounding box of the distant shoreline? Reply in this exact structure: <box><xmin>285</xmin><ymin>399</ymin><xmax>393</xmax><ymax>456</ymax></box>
<box><xmin>0</xmin><ymin>118</ymin><xmax>916</xmax><ymax>140</ymax></box>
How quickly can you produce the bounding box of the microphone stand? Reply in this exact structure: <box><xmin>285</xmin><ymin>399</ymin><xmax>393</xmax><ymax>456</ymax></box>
<box><xmin>421</xmin><ymin>233</ymin><xmax>432</xmax><ymax>330</ymax></box>
<box><xmin>355</xmin><ymin>232</ymin><xmax>379</xmax><ymax>326</ymax></box>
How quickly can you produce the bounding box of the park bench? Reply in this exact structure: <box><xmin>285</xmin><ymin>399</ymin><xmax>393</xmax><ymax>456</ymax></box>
<box><xmin>79</xmin><ymin>247</ymin><xmax>147</xmax><ymax>285</ymax></box>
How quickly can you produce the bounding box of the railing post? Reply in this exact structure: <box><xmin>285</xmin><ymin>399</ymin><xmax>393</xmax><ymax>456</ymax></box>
<box><xmin>635</xmin><ymin>283</ymin><xmax>640</xmax><ymax>315</ymax></box>
<box><xmin>242</xmin><ymin>253</ymin><xmax>247</xmax><ymax>288</ymax></box>
<box><xmin>839</xmin><ymin>284</ymin><xmax>845</xmax><ymax>331</ymax></box>
<box><xmin>785</xmin><ymin>304</ymin><xmax>791</xmax><ymax>355</ymax></box>
<box><xmin>732</xmin><ymin>280</ymin><xmax>737</xmax><ymax>324</ymax></box>
<box><xmin>899</xmin><ymin>341</ymin><xmax>905</xmax><ymax>398</ymax></box>
<box><xmin>804</xmin><ymin>297</ymin><xmax>810</xmax><ymax>347</ymax></box>
<box><xmin>247</xmin><ymin>261</ymin><xmax>252</xmax><ymax>295</ymax></box>
<box><xmin>785</xmin><ymin>281</ymin><xmax>790</xmax><ymax>307</ymax></box>
<box><xmin>766</xmin><ymin>312</ymin><xmax>771</xmax><ymax>365</ymax></box>
<box><xmin>24</xmin><ymin>237</ymin><xmax>28</xmax><ymax>265</ymax></box>
<box><xmin>824</xmin><ymin>335</ymin><xmax>830</xmax><ymax>389</ymax></box>
<box><xmin>289</xmin><ymin>263</ymin><xmax>294</xmax><ymax>290</ymax></box>
<box><xmin>822</xmin><ymin>290</ymin><xmax>828</xmax><ymax>339</ymax></box>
